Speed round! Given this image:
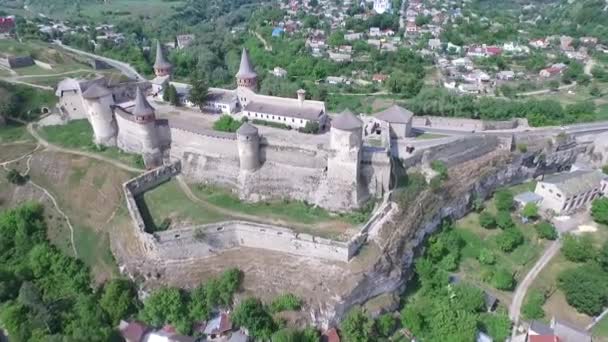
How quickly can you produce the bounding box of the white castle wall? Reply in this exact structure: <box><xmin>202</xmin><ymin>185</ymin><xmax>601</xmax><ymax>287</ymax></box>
<box><xmin>412</xmin><ymin>116</ymin><xmax>520</xmax><ymax>131</ymax></box>
<box><xmin>85</xmin><ymin>94</ymin><xmax>117</xmax><ymax>146</ymax></box>
<box><xmin>58</xmin><ymin>91</ymin><xmax>88</xmax><ymax>120</ymax></box>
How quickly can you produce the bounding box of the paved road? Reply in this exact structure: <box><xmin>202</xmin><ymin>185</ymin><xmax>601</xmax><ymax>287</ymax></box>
<box><xmin>53</xmin><ymin>40</ymin><xmax>146</xmax><ymax>81</ymax></box>
<box><xmin>509</xmin><ymin>240</ymin><xmax>562</xmax><ymax>323</ymax></box>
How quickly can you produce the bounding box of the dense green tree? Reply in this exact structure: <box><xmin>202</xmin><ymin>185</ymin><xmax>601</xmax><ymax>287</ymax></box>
<box><xmin>496</xmin><ymin>228</ymin><xmax>524</xmax><ymax>252</ymax></box>
<box><xmin>163</xmin><ymin>84</ymin><xmax>180</xmax><ymax>107</ymax></box>
<box><xmin>491</xmin><ymin>268</ymin><xmax>514</xmax><ymax>291</ymax></box>
<box><xmin>496</xmin><ymin>211</ymin><xmax>515</xmax><ymax>230</ymax></box>
<box><xmin>6</xmin><ymin>169</ymin><xmax>27</xmax><ymax>185</ymax></box>
<box><xmin>479</xmin><ymin>211</ymin><xmax>496</xmax><ymax>229</ymax></box>
<box><xmin>535</xmin><ymin>222</ymin><xmax>558</xmax><ymax>240</ymax></box>
<box><xmin>558</xmin><ymin>263</ymin><xmax>608</xmax><ymax>316</ymax></box>
<box><xmin>599</xmin><ymin>241</ymin><xmax>608</xmax><ymax>273</ymax></box>
<box><xmin>375</xmin><ymin>314</ymin><xmax>397</xmax><ymax>337</ymax></box>
<box><xmin>522</xmin><ymin>289</ymin><xmax>546</xmax><ymax>320</ymax></box>
<box><xmin>451</xmin><ymin>284</ymin><xmax>485</xmax><ymax>313</ymax></box>
<box><xmin>478</xmin><ymin>313</ymin><xmax>511</xmax><ymax>342</ymax></box>
<box><xmin>233</xmin><ymin>298</ymin><xmax>276</xmax><ymax>340</ymax></box>
<box><xmin>139</xmin><ymin>287</ymin><xmax>189</xmax><ymax>333</ymax></box>
<box><xmin>521</xmin><ymin>203</ymin><xmax>539</xmax><ymax>220</ymax></box>
<box><xmin>340</xmin><ymin>308</ymin><xmax>375</xmax><ymax>342</ymax></box>
<box><xmin>591</xmin><ymin>198</ymin><xmax>608</xmax><ymax>225</ymax></box>
<box><xmin>478</xmin><ymin>248</ymin><xmax>496</xmax><ymax>265</ymax></box>
<box><xmin>562</xmin><ymin>234</ymin><xmax>595</xmax><ymax>263</ymax></box>
<box><xmin>188</xmin><ymin>71</ymin><xmax>210</xmax><ymax>109</ymax></box>
<box><xmin>494</xmin><ymin>190</ymin><xmax>514</xmax><ymax>212</ymax></box>
<box><xmin>213</xmin><ymin>115</ymin><xmax>243</xmax><ymax>132</ymax></box>
<box><xmin>100</xmin><ymin>279</ymin><xmax>140</xmax><ymax>325</ymax></box>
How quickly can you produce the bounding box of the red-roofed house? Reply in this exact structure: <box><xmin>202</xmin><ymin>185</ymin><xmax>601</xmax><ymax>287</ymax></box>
<box><xmin>203</xmin><ymin>312</ymin><xmax>233</xmax><ymax>340</ymax></box>
<box><xmin>321</xmin><ymin>328</ymin><xmax>340</xmax><ymax>342</ymax></box>
<box><xmin>372</xmin><ymin>73</ymin><xmax>389</xmax><ymax>83</ymax></box>
<box><xmin>119</xmin><ymin>320</ymin><xmax>152</xmax><ymax>342</ymax></box>
<box><xmin>529</xmin><ymin>336</ymin><xmax>560</xmax><ymax>342</ymax></box>
<box><xmin>0</xmin><ymin>16</ymin><xmax>15</xmax><ymax>34</ymax></box>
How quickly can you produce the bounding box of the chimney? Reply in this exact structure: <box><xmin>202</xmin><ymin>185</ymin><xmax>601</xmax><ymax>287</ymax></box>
<box><xmin>297</xmin><ymin>89</ymin><xmax>306</xmax><ymax>107</ymax></box>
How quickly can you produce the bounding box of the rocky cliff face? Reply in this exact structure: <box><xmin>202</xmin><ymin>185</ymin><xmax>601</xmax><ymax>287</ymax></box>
<box><xmin>318</xmin><ymin>139</ymin><xmax>582</xmax><ymax>326</ymax></box>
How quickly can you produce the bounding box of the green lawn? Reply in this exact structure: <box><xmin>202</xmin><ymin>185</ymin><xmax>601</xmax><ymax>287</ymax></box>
<box><xmin>140</xmin><ymin>180</ymin><xmax>229</xmax><ymax>232</ymax></box>
<box><xmin>593</xmin><ymin>314</ymin><xmax>608</xmax><ymax>341</ymax></box>
<box><xmin>39</xmin><ymin>120</ymin><xmax>144</xmax><ymax>168</ymax></box>
<box><xmin>0</xmin><ymin>124</ymin><xmax>33</xmax><ymax>143</ymax></box>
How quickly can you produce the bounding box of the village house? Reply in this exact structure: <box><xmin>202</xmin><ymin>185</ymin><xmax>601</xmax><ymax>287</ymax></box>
<box><xmin>272</xmin><ymin>67</ymin><xmax>288</xmax><ymax>78</ymax></box>
<box><xmin>326</xmin><ymin>76</ymin><xmax>348</xmax><ymax>85</ymax></box>
<box><xmin>329</xmin><ymin>51</ymin><xmax>352</xmax><ymax>62</ymax></box>
<box><xmin>539</xmin><ymin>63</ymin><xmax>567</xmax><ymax>78</ymax></box>
<box><xmin>372</xmin><ymin>73</ymin><xmax>389</xmax><ymax>83</ymax></box>
<box><xmin>560</xmin><ymin>35</ymin><xmax>574</xmax><ymax>51</ymax></box>
<box><xmin>534</xmin><ymin>170</ymin><xmax>606</xmax><ymax>214</ymax></box>
<box><xmin>0</xmin><ymin>15</ymin><xmax>15</xmax><ymax>34</ymax></box>
<box><xmin>529</xmin><ymin>38</ymin><xmax>549</xmax><ymax>49</ymax></box>
<box><xmin>405</xmin><ymin>22</ymin><xmax>419</xmax><ymax>35</ymax></box>
<box><xmin>580</xmin><ymin>36</ymin><xmax>598</xmax><ymax>46</ymax></box>
<box><xmin>528</xmin><ymin>318</ymin><xmax>592</xmax><ymax>342</ymax></box>
<box><xmin>466</xmin><ymin>45</ymin><xmax>502</xmax><ymax>58</ymax></box>
<box><xmin>176</xmin><ymin>34</ymin><xmax>195</xmax><ymax>49</ymax></box>
<box><xmin>428</xmin><ymin>38</ymin><xmax>442</xmax><ymax>50</ymax></box>
<box><xmin>203</xmin><ymin>312</ymin><xmax>232</xmax><ymax>340</ymax></box>
<box><xmin>497</xmin><ymin>70</ymin><xmax>515</xmax><ymax>81</ymax></box>
<box><xmin>321</xmin><ymin>328</ymin><xmax>341</xmax><ymax>342</ymax></box>
<box><xmin>344</xmin><ymin>32</ymin><xmax>363</xmax><ymax>41</ymax></box>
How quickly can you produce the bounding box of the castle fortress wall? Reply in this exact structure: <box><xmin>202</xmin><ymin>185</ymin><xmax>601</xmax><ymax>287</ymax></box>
<box><xmin>121</xmin><ymin>162</ymin><xmax>401</xmax><ymax>262</ymax></box>
<box><xmin>420</xmin><ymin>135</ymin><xmax>501</xmax><ymax>166</ymax></box>
<box><xmin>115</xmin><ymin>112</ymin><xmax>159</xmax><ymax>155</ymax></box>
<box><xmin>412</xmin><ymin>116</ymin><xmax>519</xmax><ymax>131</ymax></box>
<box><xmin>260</xmin><ymin>140</ymin><xmax>328</xmax><ymax>169</ymax></box>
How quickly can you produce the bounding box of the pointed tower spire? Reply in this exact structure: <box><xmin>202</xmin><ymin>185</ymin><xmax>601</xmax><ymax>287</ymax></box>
<box><xmin>132</xmin><ymin>87</ymin><xmax>155</xmax><ymax>122</ymax></box>
<box><xmin>153</xmin><ymin>40</ymin><xmax>172</xmax><ymax>77</ymax></box>
<box><xmin>235</xmin><ymin>48</ymin><xmax>258</xmax><ymax>91</ymax></box>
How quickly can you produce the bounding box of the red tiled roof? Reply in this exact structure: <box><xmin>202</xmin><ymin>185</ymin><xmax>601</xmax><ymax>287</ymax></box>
<box><xmin>529</xmin><ymin>335</ymin><xmax>560</xmax><ymax>342</ymax></box>
<box><xmin>322</xmin><ymin>328</ymin><xmax>340</xmax><ymax>342</ymax></box>
<box><xmin>120</xmin><ymin>321</ymin><xmax>151</xmax><ymax>342</ymax></box>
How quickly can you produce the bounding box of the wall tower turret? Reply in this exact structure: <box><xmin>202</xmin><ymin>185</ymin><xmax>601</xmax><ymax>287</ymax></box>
<box><xmin>82</xmin><ymin>83</ymin><xmax>117</xmax><ymax>146</ymax></box>
<box><xmin>236</xmin><ymin>122</ymin><xmax>260</xmax><ymax>172</ymax></box>
<box><xmin>235</xmin><ymin>48</ymin><xmax>257</xmax><ymax>91</ymax></box>
<box><xmin>153</xmin><ymin>40</ymin><xmax>172</xmax><ymax>77</ymax></box>
<box><xmin>131</xmin><ymin>86</ymin><xmax>161</xmax><ymax>167</ymax></box>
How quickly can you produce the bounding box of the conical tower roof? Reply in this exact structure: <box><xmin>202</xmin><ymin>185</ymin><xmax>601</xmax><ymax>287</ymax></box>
<box><xmin>132</xmin><ymin>87</ymin><xmax>155</xmax><ymax>118</ymax></box>
<box><xmin>332</xmin><ymin>109</ymin><xmax>363</xmax><ymax>131</ymax></box>
<box><xmin>237</xmin><ymin>122</ymin><xmax>258</xmax><ymax>136</ymax></box>
<box><xmin>236</xmin><ymin>48</ymin><xmax>257</xmax><ymax>79</ymax></box>
<box><xmin>154</xmin><ymin>40</ymin><xmax>171</xmax><ymax>69</ymax></box>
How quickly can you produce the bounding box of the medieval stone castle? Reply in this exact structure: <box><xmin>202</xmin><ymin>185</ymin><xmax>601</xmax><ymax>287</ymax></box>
<box><xmin>55</xmin><ymin>43</ymin><xmax>400</xmax><ymax>212</ymax></box>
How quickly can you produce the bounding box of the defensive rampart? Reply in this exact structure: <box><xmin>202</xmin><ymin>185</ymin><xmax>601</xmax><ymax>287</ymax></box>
<box><xmin>412</xmin><ymin>116</ymin><xmax>522</xmax><ymax>131</ymax></box>
<box><xmin>122</xmin><ymin>161</ymin><xmax>396</xmax><ymax>262</ymax></box>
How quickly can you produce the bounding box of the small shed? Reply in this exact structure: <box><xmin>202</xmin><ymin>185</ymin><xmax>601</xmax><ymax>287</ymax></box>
<box><xmin>514</xmin><ymin>191</ymin><xmax>542</xmax><ymax>208</ymax></box>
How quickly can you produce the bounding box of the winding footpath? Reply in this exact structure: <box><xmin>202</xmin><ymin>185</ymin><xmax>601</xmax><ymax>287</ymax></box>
<box><xmin>509</xmin><ymin>240</ymin><xmax>562</xmax><ymax>329</ymax></box>
<box><xmin>26</xmin><ymin>123</ymin><xmax>145</xmax><ymax>173</ymax></box>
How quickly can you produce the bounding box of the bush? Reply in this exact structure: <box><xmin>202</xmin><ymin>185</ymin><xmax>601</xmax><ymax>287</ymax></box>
<box><xmin>517</xmin><ymin>143</ymin><xmax>528</xmax><ymax>153</ymax></box>
<box><xmin>478</xmin><ymin>248</ymin><xmax>496</xmax><ymax>265</ymax></box>
<box><xmin>479</xmin><ymin>211</ymin><xmax>496</xmax><ymax>229</ymax></box>
<box><xmin>213</xmin><ymin>115</ymin><xmax>243</xmax><ymax>132</ymax></box>
<box><xmin>591</xmin><ymin>198</ymin><xmax>608</xmax><ymax>225</ymax></box>
<box><xmin>233</xmin><ymin>298</ymin><xmax>276</xmax><ymax>340</ymax></box>
<box><xmin>252</xmin><ymin>119</ymin><xmax>290</xmax><ymax>130</ymax></box>
<box><xmin>492</xmin><ymin>269</ymin><xmax>514</xmax><ymax>291</ymax></box>
<box><xmin>299</xmin><ymin>121</ymin><xmax>320</xmax><ymax>134</ymax></box>
<box><xmin>340</xmin><ymin>308</ymin><xmax>374</xmax><ymax>342</ymax></box>
<box><xmin>562</xmin><ymin>234</ymin><xmax>595</xmax><ymax>262</ymax></box>
<box><xmin>522</xmin><ymin>289</ymin><xmax>546</xmax><ymax>320</ymax></box>
<box><xmin>496</xmin><ymin>211</ymin><xmax>514</xmax><ymax>230</ymax></box>
<box><xmin>376</xmin><ymin>314</ymin><xmax>398</xmax><ymax>337</ymax></box>
<box><xmin>430</xmin><ymin>160</ymin><xmax>448</xmax><ymax>180</ymax></box>
<box><xmin>535</xmin><ymin>222</ymin><xmax>558</xmax><ymax>240</ymax></box>
<box><xmin>521</xmin><ymin>203</ymin><xmax>538</xmax><ymax>220</ymax></box>
<box><xmin>494</xmin><ymin>190</ymin><xmax>514</xmax><ymax>212</ymax></box>
<box><xmin>558</xmin><ymin>263</ymin><xmax>608</xmax><ymax>316</ymax></box>
<box><xmin>495</xmin><ymin>228</ymin><xmax>524</xmax><ymax>252</ymax></box>
<box><xmin>6</xmin><ymin>169</ymin><xmax>27</xmax><ymax>185</ymax></box>
<box><xmin>478</xmin><ymin>313</ymin><xmax>512</xmax><ymax>342</ymax></box>
<box><xmin>270</xmin><ymin>293</ymin><xmax>302</xmax><ymax>313</ymax></box>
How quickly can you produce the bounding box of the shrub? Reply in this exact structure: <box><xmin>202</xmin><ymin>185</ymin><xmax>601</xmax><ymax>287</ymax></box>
<box><xmin>535</xmin><ymin>222</ymin><xmax>558</xmax><ymax>240</ymax></box>
<box><xmin>299</xmin><ymin>121</ymin><xmax>320</xmax><ymax>134</ymax></box>
<box><xmin>430</xmin><ymin>160</ymin><xmax>448</xmax><ymax>180</ymax></box>
<box><xmin>478</xmin><ymin>248</ymin><xmax>496</xmax><ymax>265</ymax></box>
<box><xmin>376</xmin><ymin>314</ymin><xmax>398</xmax><ymax>337</ymax></box>
<box><xmin>270</xmin><ymin>293</ymin><xmax>302</xmax><ymax>313</ymax></box>
<box><xmin>522</xmin><ymin>289</ymin><xmax>546</xmax><ymax>320</ymax></box>
<box><xmin>472</xmin><ymin>197</ymin><xmax>485</xmax><ymax>212</ymax></box>
<box><xmin>521</xmin><ymin>203</ymin><xmax>538</xmax><ymax>220</ymax></box>
<box><xmin>558</xmin><ymin>263</ymin><xmax>608</xmax><ymax>316</ymax></box>
<box><xmin>479</xmin><ymin>211</ymin><xmax>496</xmax><ymax>229</ymax></box>
<box><xmin>591</xmin><ymin>197</ymin><xmax>608</xmax><ymax>225</ymax></box>
<box><xmin>6</xmin><ymin>169</ymin><xmax>27</xmax><ymax>185</ymax></box>
<box><xmin>494</xmin><ymin>190</ymin><xmax>514</xmax><ymax>212</ymax></box>
<box><xmin>492</xmin><ymin>269</ymin><xmax>514</xmax><ymax>291</ymax></box>
<box><xmin>213</xmin><ymin>115</ymin><xmax>242</xmax><ymax>132</ymax></box>
<box><xmin>517</xmin><ymin>143</ymin><xmax>528</xmax><ymax>153</ymax></box>
<box><xmin>496</xmin><ymin>210</ymin><xmax>514</xmax><ymax>230</ymax></box>
<box><xmin>233</xmin><ymin>298</ymin><xmax>276</xmax><ymax>340</ymax></box>
<box><xmin>496</xmin><ymin>228</ymin><xmax>524</xmax><ymax>252</ymax></box>
<box><xmin>562</xmin><ymin>234</ymin><xmax>595</xmax><ymax>263</ymax></box>
<box><xmin>252</xmin><ymin>119</ymin><xmax>290</xmax><ymax>130</ymax></box>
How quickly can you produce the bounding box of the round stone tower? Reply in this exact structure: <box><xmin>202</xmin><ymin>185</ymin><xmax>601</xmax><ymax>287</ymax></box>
<box><xmin>236</xmin><ymin>122</ymin><xmax>260</xmax><ymax>172</ymax></box>
<box><xmin>235</xmin><ymin>48</ymin><xmax>257</xmax><ymax>91</ymax></box>
<box><xmin>82</xmin><ymin>83</ymin><xmax>117</xmax><ymax>146</ymax></box>
<box><xmin>131</xmin><ymin>86</ymin><xmax>161</xmax><ymax>166</ymax></box>
<box><xmin>153</xmin><ymin>40</ymin><xmax>172</xmax><ymax>77</ymax></box>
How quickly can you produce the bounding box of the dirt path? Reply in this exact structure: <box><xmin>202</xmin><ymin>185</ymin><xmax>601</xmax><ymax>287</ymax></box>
<box><xmin>252</xmin><ymin>31</ymin><xmax>272</xmax><ymax>51</ymax></box>
<box><xmin>0</xmin><ymin>77</ymin><xmax>54</xmax><ymax>90</ymax></box>
<box><xmin>13</xmin><ymin>68</ymin><xmax>92</xmax><ymax>79</ymax></box>
<box><xmin>509</xmin><ymin>240</ymin><xmax>562</xmax><ymax>325</ymax></box>
<box><xmin>1</xmin><ymin>147</ymin><xmax>78</xmax><ymax>257</ymax></box>
<box><xmin>27</xmin><ymin>123</ymin><xmax>145</xmax><ymax>173</ymax></box>
<box><xmin>517</xmin><ymin>82</ymin><xmax>577</xmax><ymax>97</ymax></box>
<box><xmin>585</xmin><ymin>58</ymin><xmax>596</xmax><ymax>76</ymax></box>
